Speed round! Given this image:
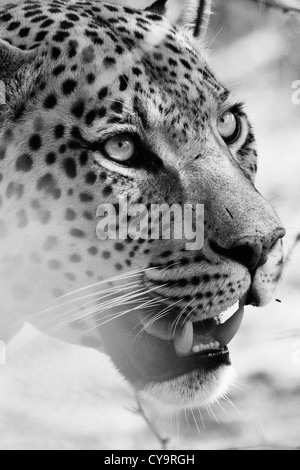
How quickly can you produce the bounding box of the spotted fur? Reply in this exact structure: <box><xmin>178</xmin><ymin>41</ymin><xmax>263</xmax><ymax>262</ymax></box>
<box><xmin>0</xmin><ymin>0</ymin><xmax>285</xmax><ymax>408</ymax></box>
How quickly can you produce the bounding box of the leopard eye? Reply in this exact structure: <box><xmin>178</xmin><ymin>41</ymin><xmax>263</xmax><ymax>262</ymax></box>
<box><xmin>217</xmin><ymin>111</ymin><xmax>241</xmax><ymax>145</ymax></box>
<box><xmin>103</xmin><ymin>133</ymin><xmax>136</xmax><ymax>164</ymax></box>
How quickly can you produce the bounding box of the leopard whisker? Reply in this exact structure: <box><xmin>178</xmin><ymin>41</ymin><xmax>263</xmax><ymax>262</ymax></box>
<box><xmin>47</xmin><ymin>288</ymin><xmax>150</xmax><ymax>334</ymax></box>
<box><xmin>30</xmin><ymin>282</ymin><xmax>143</xmax><ymax>331</ymax></box>
<box><xmin>191</xmin><ymin>408</ymin><xmax>201</xmax><ymax>434</ymax></box>
<box><xmin>222</xmin><ymin>394</ymin><xmax>242</xmax><ymax>415</ymax></box>
<box><xmin>197</xmin><ymin>407</ymin><xmax>206</xmax><ymax>430</ymax></box>
<box><xmin>139</xmin><ymin>300</ymin><xmax>180</xmax><ymax>331</ymax></box>
<box><xmin>181</xmin><ymin>303</ymin><xmax>201</xmax><ymax>327</ymax></box>
<box><xmin>170</xmin><ymin>298</ymin><xmax>194</xmax><ymax>336</ymax></box>
<box><xmin>184</xmin><ymin>409</ymin><xmax>191</xmax><ymax>430</ymax></box>
<box><xmin>31</xmin><ymin>280</ymin><xmax>141</xmax><ymax>319</ymax></box>
<box><xmin>132</xmin><ymin>300</ymin><xmax>181</xmax><ymax>344</ymax></box>
<box><xmin>206</xmin><ymin>403</ymin><xmax>220</xmax><ymax>425</ymax></box>
<box><xmin>47</xmin><ymin>300</ymin><xmax>146</xmax><ymax>337</ymax></box>
<box><xmin>47</xmin><ymin>298</ymin><xmax>148</xmax><ymax>337</ymax></box>
<box><xmin>70</xmin><ymin>297</ymin><xmax>164</xmax><ymax>342</ymax></box>
<box><xmin>47</xmin><ymin>284</ymin><xmax>167</xmax><ymax>335</ymax></box>
<box><xmin>54</xmin><ymin>267</ymin><xmax>156</xmax><ymax>300</ymax></box>
<box><xmin>215</xmin><ymin>397</ymin><xmax>228</xmax><ymax>415</ymax></box>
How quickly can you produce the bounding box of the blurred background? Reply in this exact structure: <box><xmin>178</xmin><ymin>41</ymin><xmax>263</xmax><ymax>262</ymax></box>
<box><xmin>0</xmin><ymin>0</ymin><xmax>300</xmax><ymax>450</ymax></box>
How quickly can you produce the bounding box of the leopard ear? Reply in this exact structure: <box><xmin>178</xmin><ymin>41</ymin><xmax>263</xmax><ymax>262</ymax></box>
<box><xmin>146</xmin><ymin>0</ymin><xmax>212</xmax><ymax>38</ymax></box>
<box><xmin>0</xmin><ymin>39</ymin><xmax>35</xmax><ymax>80</ymax></box>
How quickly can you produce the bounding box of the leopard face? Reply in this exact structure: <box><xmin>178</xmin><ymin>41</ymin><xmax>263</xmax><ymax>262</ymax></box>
<box><xmin>0</xmin><ymin>0</ymin><xmax>285</xmax><ymax>409</ymax></box>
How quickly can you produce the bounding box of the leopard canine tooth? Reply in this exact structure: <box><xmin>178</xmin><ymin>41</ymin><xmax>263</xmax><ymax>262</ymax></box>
<box><xmin>219</xmin><ymin>302</ymin><xmax>239</xmax><ymax>324</ymax></box>
<box><xmin>213</xmin><ymin>303</ymin><xmax>245</xmax><ymax>347</ymax></box>
<box><xmin>174</xmin><ymin>321</ymin><xmax>194</xmax><ymax>357</ymax></box>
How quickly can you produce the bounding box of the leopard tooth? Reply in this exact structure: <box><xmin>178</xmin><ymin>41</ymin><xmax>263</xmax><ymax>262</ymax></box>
<box><xmin>174</xmin><ymin>321</ymin><xmax>194</xmax><ymax>357</ymax></box>
<box><xmin>213</xmin><ymin>303</ymin><xmax>245</xmax><ymax>347</ymax></box>
<box><xmin>219</xmin><ymin>302</ymin><xmax>239</xmax><ymax>323</ymax></box>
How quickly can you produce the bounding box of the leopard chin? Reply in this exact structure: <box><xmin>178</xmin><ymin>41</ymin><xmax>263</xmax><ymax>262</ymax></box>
<box><xmin>144</xmin><ymin>366</ymin><xmax>235</xmax><ymax>411</ymax></box>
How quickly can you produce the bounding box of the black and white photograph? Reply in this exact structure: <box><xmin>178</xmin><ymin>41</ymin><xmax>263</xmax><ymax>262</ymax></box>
<box><xmin>0</xmin><ymin>0</ymin><xmax>299</xmax><ymax>452</ymax></box>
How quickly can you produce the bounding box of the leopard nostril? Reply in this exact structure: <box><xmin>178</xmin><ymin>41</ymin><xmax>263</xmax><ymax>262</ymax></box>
<box><xmin>211</xmin><ymin>238</ymin><xmax>263</xmax><ymax>271</ymax></box>
<box><xmin>229</xmin><ymin>237</ymin><xmax>263</xmax><ymax>271</ymax></box>
<box><xmin>212</xmin><ymin>228</ymin><xmax>286</xmax><ymax>272</ymax></box>
<box><xmin>229</xmin><ymin>238</ymin><xmax>263</xmax><ymax>271</ymax></box>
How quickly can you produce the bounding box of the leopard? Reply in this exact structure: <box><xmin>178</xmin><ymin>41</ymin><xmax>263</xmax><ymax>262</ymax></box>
<box><xmin>0</xmin><ymin>0</ymin><xmax>285</xmax><ymax>410</ymax></box>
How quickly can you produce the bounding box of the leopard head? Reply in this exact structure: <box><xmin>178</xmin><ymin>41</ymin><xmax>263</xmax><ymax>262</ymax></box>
<box><xmin>0</xmin><ymin>0</ymin><xmax>285</xmax><ymax>409</ymax></box>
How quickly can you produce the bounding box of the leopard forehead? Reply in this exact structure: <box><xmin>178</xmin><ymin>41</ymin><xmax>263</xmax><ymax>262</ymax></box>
<box><xmin>0</xmin><ymin>0</ymin><xmax>229</xmax><ymax>144</ymax></box>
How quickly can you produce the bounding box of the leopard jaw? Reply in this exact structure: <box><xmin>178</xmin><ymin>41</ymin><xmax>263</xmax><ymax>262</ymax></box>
<box><xmin>139</xmin><ymin>300</ymin><xmax>244</xmax><ymax>358</ymax></box>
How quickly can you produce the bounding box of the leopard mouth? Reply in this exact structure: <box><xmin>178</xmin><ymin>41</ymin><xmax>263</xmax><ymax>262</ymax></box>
<box><xmin>100</xmin><ymin>297</ymin><xmax>246</xmax><ymax>387</ymax></box>
<box><xmin>138</xmin><ymin>300</ymin><xmax>245</xmax><ymax>355</ymax></box>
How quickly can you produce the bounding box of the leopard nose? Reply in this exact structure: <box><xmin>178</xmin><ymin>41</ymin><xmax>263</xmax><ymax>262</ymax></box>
<box><xmin>213</xmin><ymin>228</ymin><xmax>286</xmax><ymax>271</ymax></box>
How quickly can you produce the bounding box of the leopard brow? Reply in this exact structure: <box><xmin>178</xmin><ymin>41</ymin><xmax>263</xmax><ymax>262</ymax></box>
<box><xmin>70</xmin><ymin>125</ymin><xmax>141</xmax><ymax>154</ymax></box>
<box><xmin>132</xmin><ymin>96</ymin><xmax>150</xmax><ymax>132</ymax></box>
<box><xmin>70</xmin><ymin>126</ymin><xmax>101</xmax><ymax>151</ymax></box>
